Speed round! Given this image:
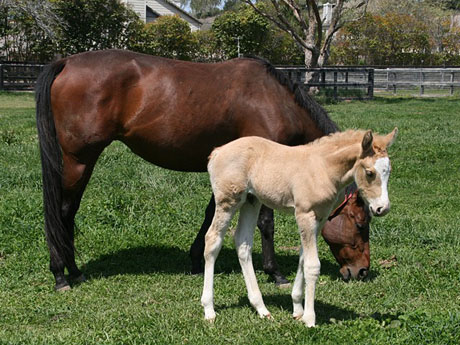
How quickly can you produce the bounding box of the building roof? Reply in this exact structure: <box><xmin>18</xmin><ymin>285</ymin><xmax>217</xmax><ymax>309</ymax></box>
<box><xmin>157</xmin><ymin>0</ymin><xmax>202</xmax><ymax>27</ymax></box>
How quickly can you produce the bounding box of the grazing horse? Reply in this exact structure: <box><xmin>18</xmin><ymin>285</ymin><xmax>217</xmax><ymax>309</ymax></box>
<box><xmin>201</xmin><ymin>128</ymin><xmax>397</xmax><ymax>326</ymax></box>
<box><xmin>35</xmin><ymin>49</ymin><xmax>367</xmax><ymax>291</ymax></box>
<box><xmin>322</xmin><ymin>185</ymin><xmax>371</xmax><ymax>281</ymax></box>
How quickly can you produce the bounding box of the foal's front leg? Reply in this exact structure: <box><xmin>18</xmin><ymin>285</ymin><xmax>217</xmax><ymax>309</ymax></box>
<box><xmin>294</xmin><ymin>211</ymin><xmax>321</xmax><ymax>327</ymax></box>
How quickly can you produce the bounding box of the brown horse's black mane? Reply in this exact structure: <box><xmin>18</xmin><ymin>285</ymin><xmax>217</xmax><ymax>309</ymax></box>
<box><xmin>242</xmin><ymin>56</ymin><xmax>339</xmax><ymax>135</ymax></box>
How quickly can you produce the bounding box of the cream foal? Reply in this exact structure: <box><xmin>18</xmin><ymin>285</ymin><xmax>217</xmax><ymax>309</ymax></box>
<box><xmin>201</xmin><ymin>128</ymin><xmax>398</xmax><ymax>327</ymax></box>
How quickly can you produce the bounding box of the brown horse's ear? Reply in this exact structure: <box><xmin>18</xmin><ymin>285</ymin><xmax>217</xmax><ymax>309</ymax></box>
<box><xmin>361</xmin><ymin>130</ymin><xmax>374</xmax><ymax>157</ymax></box>
<box><xmin>384</xmin><ymin>127</ymin><xmax>398</xmax><ymax>148</ymax></box>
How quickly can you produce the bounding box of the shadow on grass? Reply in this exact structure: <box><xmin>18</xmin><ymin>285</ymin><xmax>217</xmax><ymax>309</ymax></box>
<box><xmin>219</xmin><ymin>294</ymin><xmax>361</xmax><ymax>325</ymax></box>
<box><xmin>221</xmin><ymin>295</ymin><xmax>401</xmax><ymax>326</ymax></box>
<box><xmin>83</xmin><ymin>244</ymin><xmax>378</xmax><ymax>283</ymax></box>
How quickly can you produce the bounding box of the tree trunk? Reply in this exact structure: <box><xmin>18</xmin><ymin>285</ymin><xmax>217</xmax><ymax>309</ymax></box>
<box><xmin>304</xmin><ymin>47</ymin><xmax>320</xmax><ymax>92</ymax></box>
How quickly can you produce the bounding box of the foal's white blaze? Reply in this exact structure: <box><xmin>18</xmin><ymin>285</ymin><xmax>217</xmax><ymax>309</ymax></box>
<box><xmin>368</xmin><ymin>157</ymin><xmax>391</xmax><ymax>216</ymax></box>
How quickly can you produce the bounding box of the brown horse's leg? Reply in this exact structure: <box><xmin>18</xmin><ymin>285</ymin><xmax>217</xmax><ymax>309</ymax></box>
<box><xmin>258</xmin><ymin>205</ymin><xmax>289</xmax><ymax>286</ymax></box>
<box><xmin>54</xmin><ymin>151</ymin><xmax>102</xmax><ymax>290</ymax></box>
<box><xmin>190</xmin><ymin>194</ymin><xmax>215</xmax><ymax>274</ymax></box>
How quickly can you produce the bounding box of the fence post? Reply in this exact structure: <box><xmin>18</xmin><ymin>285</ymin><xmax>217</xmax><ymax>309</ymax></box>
<box><xmin>420</xmin><ymin>70</ymin><xmax>424</xmax><ymax>96</ymax></box>
<box><xmin>333</xmin><ymin>71</ymin><xmax>338</xmax><ymax>100</ymax></box>
<box><xmin>367</xmin><ymin>69</ymin><xmax>374</xmax><ymax>99</ymax></box>
<box><xmin>393</xmin><ymin>72</ymin><xmax>397</xmax><ymax>94</ymax></box>
<box><xmin>386</xmin><ymin>69</ymin><xmax>389</xmax><ymax>91</ymax></box>
<box><xmin>0</xmin><ymin>64</ymin><xmax>3</xmax><ymax>90</ymax></box>
<box><xmin>450</xmin><ymin>71</ymin><xmax>454</xmax><ymax>96</ymax></box>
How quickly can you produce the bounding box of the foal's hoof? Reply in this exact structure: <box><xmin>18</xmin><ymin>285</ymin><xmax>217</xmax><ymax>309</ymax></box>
<box><xmin>261</xmin><ymin>313</ymin><xmax>273</xmax><ymax>320</ymax></box>
<box><xmin>293</xmin><ymin>313</ymin><xmax>303</xmax><ymax>321</ymax></box>
<box><xmin>302</xmin><ymin>315</ymin><xmax>316</xmax><ymax>328</ymax></box>
<box><xmin>204</xmin><ymin>311</ymin><xmax>216</xmax><ymax>323</ymax></box>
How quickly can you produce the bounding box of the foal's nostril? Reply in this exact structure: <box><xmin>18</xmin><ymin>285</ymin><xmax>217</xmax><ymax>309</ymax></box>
<box><xmin>358</xmin><ymin>268</ymin><xmax>368</xmax><ymax>279</ymax></box>
<box><xmin>376</xmin><ymin>207</ymin><xmax>383</xmax><ymax>215</ymax></box>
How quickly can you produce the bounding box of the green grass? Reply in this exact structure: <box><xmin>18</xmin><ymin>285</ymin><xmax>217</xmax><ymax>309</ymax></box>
<box><xmin>1</xmin><ymin>91</ymin><xmax>459</xmax><ymax>344</ymax></box>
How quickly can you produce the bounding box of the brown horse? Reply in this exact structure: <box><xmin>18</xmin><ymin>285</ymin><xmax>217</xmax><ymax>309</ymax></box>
<box><xmin>322</xmin><ymin>185</ymin><xmax>371</xmax><ymax>281</ymax></box>
<box><xmin>35</xmin><ymin>49</ymin><xmax>366</xmax><ymax>291</ymax></box>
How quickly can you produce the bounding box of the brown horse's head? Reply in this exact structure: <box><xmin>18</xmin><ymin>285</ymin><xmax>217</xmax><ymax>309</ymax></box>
<box><xmin>322</xmin><ymin>191</ymin><xmax>371</xmax><ymax>281</ymax></box>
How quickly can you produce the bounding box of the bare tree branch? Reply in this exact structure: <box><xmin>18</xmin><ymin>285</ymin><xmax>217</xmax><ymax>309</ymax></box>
<box><xmin>1</xmin><ymin>0</ymin><xmax>62</xmax><ymax>38</ymax></box>
<box><xmin>244</xmin><ymin>0</ymin><xmax>369</xmax><ymax>68</ymax></box>
<box><xmin>243</xmin><ymin>0</ymin><xmax>312</xmax><ymax>51</ymax></box>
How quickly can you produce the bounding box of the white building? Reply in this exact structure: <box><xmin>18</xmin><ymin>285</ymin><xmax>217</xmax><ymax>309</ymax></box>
<box><xmin>122</xmin><ymin>0</ymin><xmax>202</xmax><ymax>31</ymax></box>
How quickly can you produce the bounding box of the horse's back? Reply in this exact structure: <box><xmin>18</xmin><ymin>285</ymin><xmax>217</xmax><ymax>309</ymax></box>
<box><xmin>50</xmin><ymin>50</ymin><xmax>314</xmax><ymax>171</ymax></box>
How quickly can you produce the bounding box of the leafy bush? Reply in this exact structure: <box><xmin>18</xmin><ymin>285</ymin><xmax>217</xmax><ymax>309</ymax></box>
<box><xmin>131</xmin><ymin>15</ymin><xmax>198</xmax><ymax>60</ymax></box>
<box><xmin>330</xmin><ymin>12</ymin><xmax>460</xmax><ymax>66</ymax></box>
<box><xmin>54</xmin><ymin>0</ymin><xmax>143</xmax><ymax>56</ymax></box>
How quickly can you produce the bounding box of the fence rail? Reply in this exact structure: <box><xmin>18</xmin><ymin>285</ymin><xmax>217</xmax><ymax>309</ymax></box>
<box><xmin>374</xmin><ymin>68</ymin><xmax>460</xmax><ymax>95</ymax></box>
<box><xmin>0</xmin><ymin>63</ymin><xmax>45</xmax><ymax>91</ymax></box>
<box><xmin>276</xmin><ymin>67</ymin><xmax>375</xmax><ymax>99</ymax></box>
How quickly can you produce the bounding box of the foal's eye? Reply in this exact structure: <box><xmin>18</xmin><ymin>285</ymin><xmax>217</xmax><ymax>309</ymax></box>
<box><xmin>365</xmin><ymin>170</ymin><xmax>374</xmax><ymax>177</ymax></box>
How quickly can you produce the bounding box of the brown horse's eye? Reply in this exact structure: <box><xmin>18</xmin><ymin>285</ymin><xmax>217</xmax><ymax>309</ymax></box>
<box><xmin>365</xmin><ymin>169</ymin><xmax>374</xmax><ymax>177</ymax></box>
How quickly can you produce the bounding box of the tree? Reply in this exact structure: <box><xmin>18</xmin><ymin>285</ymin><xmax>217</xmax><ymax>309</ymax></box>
<box><xmin>331</xmin><ymin>13</ymin><xmax>433</xmax><ymax>66</ymax></box>
<box><xmin>211</xmin><ymin>6</ymin><xmax>271</xmax><ymax>59</ymax></box>
<box><xmin>243</xmin><ymin>0</ymin><xmax>369</xmax><ymax>69</ymax></box>
<box><xmin>178</xmin><ymin>0</ymin><xmax>222</xmax><ymax>18</ymax></box>
<box><xmin>425</xmin><ymin>0</ymin><xmax>460</xmax><ymax>11</ymax></box>
<box><xmin>193</xmin><ymin>5</ymin><xmax>303</xmax><ymax>64</ymax></box>
<box><xmin>0</xmin><ymin>0</ymin><xmax>61</xmax><ymax>38</ymax></box>
<box><xmin>132</xmin><ymin>15</ymin><xmax>198</xmax><ymax>60</ymax></box>
<box><xmin>0</xmin><ymin>0</ymin><xmax>58</xmax><ymax>61</ymax></box>
<box><xmin>54</xmin><ymin>0</ymin><xmax>143</xmax><ymax>55</ymax></box>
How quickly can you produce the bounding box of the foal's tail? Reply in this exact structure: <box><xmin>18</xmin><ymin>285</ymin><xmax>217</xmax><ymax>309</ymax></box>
<box><xmin>35</xmin><ymin>60</ymin><xmax>73</xmax><ymax>267</ymax></box>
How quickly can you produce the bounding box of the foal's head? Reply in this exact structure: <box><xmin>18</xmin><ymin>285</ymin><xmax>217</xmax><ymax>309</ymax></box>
<box><xmin>354</xmin><ymin>128</ymin><xmax>398</xmax><ymax>217</ymax></box>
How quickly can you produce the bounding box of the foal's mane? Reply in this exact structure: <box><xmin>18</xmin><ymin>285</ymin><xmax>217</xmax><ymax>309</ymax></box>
<box><xmin>308</xmin><ymin>129</ymin><xmax>366</xmax><ymax>149</ymax></box>
<box><xmin>243</xmin><ymin>57</ymin><xmax>339</xmax><ymax>135</ymax></box>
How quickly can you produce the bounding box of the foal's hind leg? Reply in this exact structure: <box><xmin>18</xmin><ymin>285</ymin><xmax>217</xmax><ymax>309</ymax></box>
<box><xmin>201</xmin><ymin>203</ymin><xmax>237</xmax><ymax>321</ymax></box>
<box><xmin>235</xmin><ymin>200</ymin><xmax>271</xmax><ymax>318</ymax></box>
<box><xmin>51</xmin><ymin>151</ymin><xmax>101</xmax><ymax>290</ymax></box>
<box><xmin>258</xmin><ymin>205</ymin><xmax>289</xmax><ymax>286</ymax></box>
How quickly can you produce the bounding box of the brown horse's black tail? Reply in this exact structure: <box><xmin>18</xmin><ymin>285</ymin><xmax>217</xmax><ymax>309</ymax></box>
<box><xmin>35</xmin><ymin>60</ymin><xmax>73</xmax><ymax>269</ymax></box>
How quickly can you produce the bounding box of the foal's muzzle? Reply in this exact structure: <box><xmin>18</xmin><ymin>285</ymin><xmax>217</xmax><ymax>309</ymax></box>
<box><xmin>370</xmin><ymin>204</ymin><xmax>390</xmax><ymax>217</ymax></box>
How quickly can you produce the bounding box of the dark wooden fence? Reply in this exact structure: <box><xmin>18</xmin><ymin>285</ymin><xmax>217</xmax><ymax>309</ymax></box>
<box><xmin>0</xmin><ymin>62</ymin><xmax>45</xmax><ymax>91</ymax></box>
<box><xmin>2</xmin><ymin>63</ymin><xmax>458</xmax><ymax>98</ymax></box>
<box><xmin>276</xmin><ymin>67</ymin><xmax>375</xmax><ymax>99</ymax></box>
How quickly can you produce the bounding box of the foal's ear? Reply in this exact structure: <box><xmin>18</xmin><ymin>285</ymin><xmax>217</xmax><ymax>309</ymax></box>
<box><xmin>361</xmin><ymin>130</ymin><xmax>374</xmax><ymax>157</ymax></box>
<box><xmin>384</xmin><ymin>127</ymin><xmax>398</xmax><ymax>148</ymax></box>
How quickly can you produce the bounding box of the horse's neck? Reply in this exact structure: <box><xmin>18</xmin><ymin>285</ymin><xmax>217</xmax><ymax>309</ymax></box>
<box><xmin>323</xmin><ymin>142</ymin><xmax>362</xmax><ymax>189</ymax></box>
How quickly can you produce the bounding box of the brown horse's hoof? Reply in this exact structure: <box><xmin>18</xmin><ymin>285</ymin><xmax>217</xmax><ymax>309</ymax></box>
<box><xmin>72</xmin><ymin>274</ymin><xmax>86</xmax><ymax>283</ymax></box>
<box><xmin>55</xmin><ymin>284</ymin><xmax>71</xmax><ymax>292</ymax></box>
<box><xmin>273</xmin><ymin>274</ymin><xmax>290</xmax><ymax>288</ymax></box>
<box><xmin>277</xmin><ymin>282</ymin><xmax>292</xmax><ymax>289</ymax></box>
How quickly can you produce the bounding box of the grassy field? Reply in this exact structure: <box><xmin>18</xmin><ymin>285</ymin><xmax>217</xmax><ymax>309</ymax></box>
<box><xmin>0</xmin><ymin>91</ymin><xmax>459</xmax><ymax>344</ymax></box>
